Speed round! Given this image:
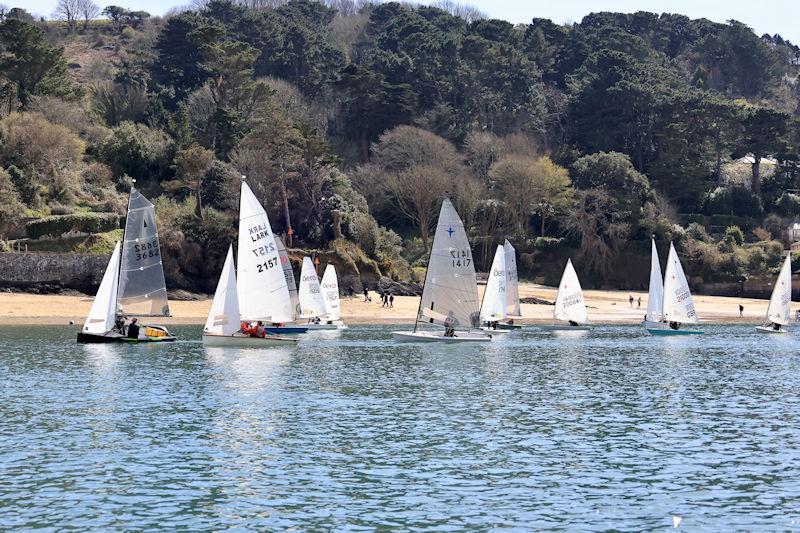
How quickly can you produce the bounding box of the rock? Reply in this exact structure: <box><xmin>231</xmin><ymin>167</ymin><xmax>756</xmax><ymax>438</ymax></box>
<box><xmin>168</xmin><ymin>289</ymin><xmax>208</xmax><ymax>301</ymax></box>
<box><xmin>375</xmin><ymin>276</ymin><xmax>422</xmax><ymax>296</ymax></box>
<box><xmin>521</xmin><ymin>296</ymin><xmax>554</xmax><ymax>305</ymax></box>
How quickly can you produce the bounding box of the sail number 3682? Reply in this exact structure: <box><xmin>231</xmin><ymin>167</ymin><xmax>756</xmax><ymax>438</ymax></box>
<box><xmin>134</xmin><ymin>240</ymin><xmax>160</xmax><ymax>261</ymax></box>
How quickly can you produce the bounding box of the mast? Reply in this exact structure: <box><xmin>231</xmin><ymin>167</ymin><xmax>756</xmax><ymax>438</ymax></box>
<box><xmin>115</xmin><ymin>179</ymin><xmax>135</xmax><ymax>315</ymax></box>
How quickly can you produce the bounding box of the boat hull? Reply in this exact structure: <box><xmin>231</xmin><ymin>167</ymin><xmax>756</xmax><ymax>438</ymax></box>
<box><xmin>202</xmin><ymin>333</ymin><xmax>299</xmax><ymax>347</ymax></box>
<box><xmin>497</xmin><ymin>322</ymin><xmax>523</xmax><ymax>330</ymax></box>
<box><xmin>392</xmin><ymin>331</ymin><xmax>493</xmax><ymax>343</ymax></box>
<box><xmin>304</xmin><ymin>321</ymin><xmax>348</xmax><ymax>331</ymax></box>
<box><xmin>77</xmin><ymin>325</ymin><xmax>176</xmax><ymax>344</ymax></box>
<box><xmin>537</xmin><ymin>324</ymin><xmax>591</xmax><ymax>331</ymax></box>
<box><xmin>646</xmin><ymin>327</ymin><xmax>703</xmax><ymax>336</ymax></box>
<box><xmin>481</xmin><ymin>326</ymin><xmax>510</xmax><ymax>334</ymax></box>
<box><xmin>755</xmin><ymin>326</ymin><xmax>788</xmax><ymax>334</ymax></box>
<box><xmin>264</xmin><ymin>326</ymin><xmax>308</xmax><ymax>335</ymax></box>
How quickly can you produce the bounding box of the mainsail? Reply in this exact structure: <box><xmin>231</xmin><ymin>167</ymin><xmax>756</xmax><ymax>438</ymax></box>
<box><xmin>204</xmin><ymin>245</ymin><xmax>240</xmax><ymax>336</ymax></box>
<box><xmin>320</xmin><ymin>265</ymin><xmax>341</xmax><ymax>321</ymax></box>
<box><xmin>554</xmin><ymin>259</ymin><xmax>588</xmax><ymax>324</ymax></box>
<box><xmin>83</xmin><ymin>241</ymin><xmax>121</xmax><ymax>334</ymax></box>
<box><xmin>480</xmin><ymin>244</ymin><xmax>507</xmax><ymax>323</ymax></box>
<box><xmin>662</xmin><ymin>242</ymin><xmax>698</xmax><ymax>324</ymax></box>
<box><xmin>767</xmin><ymin>253</ymin><xmax>792</xmax><ymax>326</ymax></box>
<box><xmin>646</xmin><ymin>238</ymin><xmax>664</xmax><ymax>323</ymax></box>
<box><xmin>299</xmin><ymin>257</ymin><xmax>327</xmax><ymax>318</ymax></box>
<box><xmin>417</xmin><ymin>198</ymin><xmax>481</xmax><ymax>330</ymax></box>
<box><xmin>275</xmin><ymin>237</ymin><xmax>302</xmax><ymax>319</ymax></box>
<box><xmin>236</xmin><ymin>181</ymin><xmax>294</xmax><ymax>323</ymax></box>
<box><xmin>504</xmin><ymin>239</ymin><xmax>521</xmax><ymax>317</ymax></box>
<box><xmin>117</xmin><ymin>188</ymin><xmax>170</xmax><ymax>317</ymax></box>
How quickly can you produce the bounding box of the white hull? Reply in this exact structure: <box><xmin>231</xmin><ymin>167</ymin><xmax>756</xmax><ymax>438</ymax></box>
<box><xmin>481</xmin><ymin>326</ymin><xmax>510</xmax><ymax>334</ymax></box>
<box><xmin>304</xmin><ymin>321</ymin><xmax>348</xmax><ymax>330</ymax></box>
<box><xmin>537</xmin><ymin>324</ymin><xmax>591</xmax><ymax>331</ymax></box>
<box><xmin>202</xmin><ymin>333</ymin><xmax>299</xmax><ymax>347</ymax></box>
<box><xmin>392</xmin><ymin>331</ymin><xmax>493</xmax><ymax>343</ymax></box>
<box><xmin>756</xmin><ymin>325</ymin><xmax>788</xmax><ymax>334</ymax></box>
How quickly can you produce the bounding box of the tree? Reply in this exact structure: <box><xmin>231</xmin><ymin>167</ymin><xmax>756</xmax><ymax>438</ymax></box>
<box><xmin>0</xmin><ymin>19</ymin><xmax>73</xmax><ymax>110</ymax></box>
<box><xmin>489</xmin><ymin>155</ymin><xmax>572</xmax><ymax>236</ymax></box>
<box><xmin>53</xmin><ymin>0</ymin><xmax>80</xmax><ymax>33</ymax></box>
<box><xmin>732</xmin><ymin>104</ymin><xmax>790</xmax><ymax>197</ymax></box>
<box><xmin>99</xmin><ymin>121</ymin><xmax>176</xmax><ymax>186</ymax></box>
<box><xmin>76</xmin><ymin>0</ymin><xmax>100</xmax><ymax>31</ymax></box>
<box><xmin>0</xmin><ymin>168</ymin><xmax>25</xmax><ymax>237</ymax></box>
<box><xmin>565</xmin><ymin>188</ymin><xmax>630</xmax><ymax>276</ymax></box>
<box><xmin>163</xmin><ymin>145</ymin><xmax>215</xmax><ymax>220</ymax></box>
<box><xmin>386</xmin><ymin>164</ymin><xmax>453</xmax><ymax>248</ymax></box>
<box><xmin>102</xmin><ymin>5</ymin><xmax>127</xmax><ymax>32</ymax></box>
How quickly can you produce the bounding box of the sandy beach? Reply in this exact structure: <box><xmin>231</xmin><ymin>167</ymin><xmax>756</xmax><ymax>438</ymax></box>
<box><xmin>0</xmin><ymin>283</ymin><xmax>784</xmax><ymax>325</ymax></box>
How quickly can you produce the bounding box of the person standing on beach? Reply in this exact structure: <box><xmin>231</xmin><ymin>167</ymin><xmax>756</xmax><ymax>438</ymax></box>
<box><xmin>739</xmin><ymin>304</ymin><xmax>744</xmax><ymax>317</ymax></box>
<box><xmin>637</xmin><ymin>296</ymin><xmax>642</xmax><ymax>308</ymax></box>
<box><xmin>629</xmin><ymin>294</ymin><xmax>634</xmax><ymax>307</ymax></box>
<box><xmin>389</xmin><ymin>294</ymin><xmax>394</xmax><ymax>308</ymax></box>
<box><xmin>363</xmin><ymin>287</ymin><xmax>369</xmax><ymax>302</ymax></box>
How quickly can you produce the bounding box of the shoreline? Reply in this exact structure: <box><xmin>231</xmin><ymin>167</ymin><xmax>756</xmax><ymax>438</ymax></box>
<box><xmin>0</xmin><ymin>284</ymin><xmax>788</xmax><ymax>326</ymax></box>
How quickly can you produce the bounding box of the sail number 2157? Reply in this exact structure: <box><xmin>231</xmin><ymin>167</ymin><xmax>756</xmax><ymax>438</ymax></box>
<box><xmin>450</xmin><ymin>249</ymin><xmax>471</xmax><ymax>268</ymax></box>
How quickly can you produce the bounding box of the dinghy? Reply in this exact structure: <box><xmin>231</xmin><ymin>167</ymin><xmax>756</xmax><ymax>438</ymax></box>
<box><xmin>202</xmin><ymin>245</ymin><xmax>298</xmax><ymax>347</ymax></box>
<box><xmin>497</xmin><ymin>239</ymin><xmax>523</xmax><ymax>330</ymax></box>
<box><xmin>236</xmin><ymin>180</ymin><xmax>307</xmax><ymax>335</ymax></box>
<box><xmin>480</xmin><ymin>244</ymin><xmax>510</xmax><ymax>334</ymax></box>
<box><xmin>270</xmin><ymin>238</ymin><xmax>309</xmax><ymax>334</ymax></box>
<box><xmin>538</xmin><ymin>259</ymin><xmax>590</xmax><ymax>331</ymax></box>
<box><xmin>299</xmin><ymin>257</ymin><xmax>345</xmax><ymax>330</ymax></box>
<box><xmin>643</xmin><ymin>238</ymin><xmax>665</xmax><ymax>329</ymax></box>
<box><xmin>647</xmin><ymin>242</ymin><xmax>703</xmax><ymax>336</ymax></box>
<box><xmin>320</xmin><ymin>265</ymin><xmax>348</xmax><ymax>329</ymax></box>
<box><xmin>77</xmin><ymin>187</ymin><xmax>175</xmax><ymax>343</ymax></box>
<box><xmin>393</xmin><ymin>198</ymin><xmax>491</xmax><ymax>343</ymax></box>
<box><xmin>756</xmin><ymin>253</ymin><xmax>792</xmax><ymax>334</ymax></box>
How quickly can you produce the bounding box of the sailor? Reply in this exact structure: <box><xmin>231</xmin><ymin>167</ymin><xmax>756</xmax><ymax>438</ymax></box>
<box><xmin>114</xmin><ymin>316</ymin><xmax>126</xmax><ymax>334</ymax></box>
<box><xmin>773</xmin><ymin>322</ymin><xmax>781</xmax><ymax>331</ymax></box>
<box><xmin>568</xmin><ymin>320</ymin><xmax>578</xmax><ymax>327</ymax></box>
<box><xmin>127</xmin><ymin>317</ymin><xmax>140</xmax><ymax>339</ymax></box>
<box><xmin>255</xmin><ymin>321</ymin><xmax>265</xmax><ymax>337</ymax></box>
<box><xmin>444</xmin><ymin>312</ymin><xmax>456</xmax><ymax>337</ymax></box>
<box><xmin>669</xmin><ymin>321</ymin><xmax>679</xmax><ymax>330</ymax></box>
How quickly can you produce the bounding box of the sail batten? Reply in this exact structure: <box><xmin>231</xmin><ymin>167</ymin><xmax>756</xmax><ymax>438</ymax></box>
<box><xmin>480</xmin><ymin>245</ymin><xmax>507</xmax><ymax>323</ymax></box>
<box><xmin>554</xmin><ymin>259</ymin><xmax>588</xmax><ymax>324</ymax></box>
<box><xmin>417</xmin><ymin>198</ymin><xmax>481</xmax><ymax>331</ymax></box>
<box><xmin>646</xmin><ymin>239</ymin><xmax>664</xmax><ymax>323</ymax></box>
<box><xmin>767</xmin><ymin>254</ymin><xmax>792</xmax><ymax>326</ymax></box>
<box><xmin>117</xmin><ymin>188</ymin><xmax>170</xmax><ymax>317</ymax></box>
<box><xmin>503</xmin><ymin>239</ymin><xmax>521</xmax><ymax>317</ymax></box>
<box><xmin>662</xmin><ymin>242</ymin><xmax>699</xmax><ymax>324</ymax></box>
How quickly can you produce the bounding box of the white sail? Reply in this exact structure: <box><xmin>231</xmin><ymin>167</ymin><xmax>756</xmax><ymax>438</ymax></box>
<box><xmin>646</xmin><ymin>238</ymin><xmax>664</xmax><ymax>322</ymax></box>
<box><xmin>767</xmin><ymin>253</ymin><xmax>792</xmax><ymax>326</ymax></box>
<box><xmin>204</xmin><ymin>245</ymin><xmax>240</xmax><ymax>336</ymax></box>
<box><xmin>299</xmin><ymin>257</ymin><xmax>327</xmax><ymax>318</ymax></box>
<box><xmin>117</xmin><ymin>188</ymin><xmax>170</xmax><ymax>317</ymax></box>
<box><xmin>504</xmin><ymin>239</ymin><xmax>521</xmax><ymax>317</ymax></box>
<box><xmin>418</xmin><ymin>198</ymin><xmax>481</xmax><ymax>330</ymax></box>
<box><xmin>83</xmin><ymin>241</ymin><xmax>121</xmax><ymax>334</ymax></box>
<box><xmin>275</xmin><ymin>237</ymin><xmax>302</xmax><ymax>319</ymax></box>
<box><xmin>662</xmin><ymin>242</ymin><xmax>699</xmax><ymax>324</ymax></box>
<box><xmin>236</xmin><ymin>181</ymin><xmax>294</xmax><ymax>323</ymax></box>
<box><xmin>554</xmin><ymin>259</ymin><xmax>588</xmax><ymax>324</ymax></box>
<box><xmin>480</xmin><ymin>244</ymin><xmax>507</xmax><ymax>323</ymax></box>
<box><xmin>321</xmin><ymin>265</ymin><xmax>341</xmax><ymax>321</ymax></box>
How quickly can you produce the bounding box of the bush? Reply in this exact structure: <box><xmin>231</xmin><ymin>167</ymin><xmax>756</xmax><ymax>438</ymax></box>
<box><xmin>99</xmin><ymin>121</ymin><xmax>175</xmax><ymax>186</ymax></box>
<box><xmin>682</xmin><ymin>213</ymin><xmax>705</xmax><ymax>225</ymax></box>
<box><xmin>776</xmin><ymin>192</ymin><xmax>800</xmax><ymax>217</ymax></box>
<box><xmin>6</xmin><ymin>165</ymin><xmax>36</xmax><ymax>206</ymax></box>
<box><xmin>0</xmin><ymin>168</ymin><xmax>26</xmax><ymax>238</ymax></box>
<box><xmin>26</xmin><ymin>213</ymin><xmax>120</xmax><ymax>239</ymax></box>
<box><xmin>704</xmin><ymin>186</ymin><xmax>763</xmax><ymax>217</ymax></box>
<box><xmin>724</xmin><ymin>225</ymin><xmax>744</xmax><ymax>246</ymax></box>
<box><xmin>710</xmin><ymin>214</ymin><xmax>746</xmax><ymax>228</ymax></box>
<box><xmin>686</xmin><ymin>222</ymin><xmax>710</xmax><ymax>242</ymax></box>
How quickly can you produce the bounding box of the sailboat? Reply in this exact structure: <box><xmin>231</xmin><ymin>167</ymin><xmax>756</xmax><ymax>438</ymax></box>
<box><xmin>538</xmin><ymin>259</ymin><xmax>590</xmax><ymax>331</ymax></box>
<box><xmin>498</xmin><ymin>239</ymin><xmax>523</xmax><ymax>330</ymax></box>
<box><xmin>756</xmin><ymin>253</ymin><xmax>792</xmax><ymax>334</ymax></box>
<box><xmin>320</xmin><ymin>265</ymin><xmax>347</xmax><ymax>329</ymax></box>
<box><xmin>202</xmin><ymin>245</ymin><xmax>298</xmax><ymax>346</ymax></box>
<box><xmin>298</xmin><ymin>257</ymin><xmax>344</xmax><ymax>330</ymax></box>
<box><xmin>393</xmin><ymin>198</ymin><xmax>491</xmax><ymax>342</ymax></box>
<box><xmin>479</xmin><ymin>244</ymin><xmax>509</xmax><ymax>333</ymax></box>
<box><xmin>646</xmin><ymin>242</ymin><xmax>703</xmax><ymax>335</ymax></box>
<box><xmin>77</xmin><ymin>186</ymin><xmax>175</xmax><ymax>343</ymax></box>
<box><xmin>643</xmin><ymin>238</ymin><xmax>664</xmax><ymax>329</ymax></box>
<box><xmin>272</xmin><ymin>237</ymin><xmax>309</xmax><ymax>334</ymax></box>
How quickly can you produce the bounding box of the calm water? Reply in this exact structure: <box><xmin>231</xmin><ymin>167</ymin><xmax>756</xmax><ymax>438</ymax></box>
<box><xmin>1</xmin><ymin>324</ymin><xmax>800</xmax><ymax>531</ymax></box>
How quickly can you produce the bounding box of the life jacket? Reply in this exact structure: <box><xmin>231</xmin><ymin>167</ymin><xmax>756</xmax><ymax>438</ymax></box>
<box><xmin>241</xmin><ymin>322</ymin><xmax>255</xmax><ymax>336</ymax></box>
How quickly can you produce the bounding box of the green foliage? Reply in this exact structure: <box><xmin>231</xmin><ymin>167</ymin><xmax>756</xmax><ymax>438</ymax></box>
<box><xmin>724</xmin><ymin>225</ymin><xmax>744</xmax><ymax>246</ymax></box>
<box><xmin>775</xmin><ymin>192</ymin><xmax>800</xmax><ymax>217</ymax></box>
<box><xmin>6</xmin><ymin>165</ymin><xmax>36</xmax><ymax>207</ymax></box>
<box><xmin>704</xmin><ymin>186</ymin><xmax>763</xmax><ymax>217</ymax></box>
<box><xmin>0</xmin><ymin>168</ymin><xmax>26</xmax><ymax>237</ymax></box>
<box><xmin>25</xmin><ymin>213</ymin><xmax>120</xmax><ymax>240</ymax></box>
<box><xmin>99</xmin><ymin>121</ymin><xmax>175</xmax><ymax>186</ymax></box>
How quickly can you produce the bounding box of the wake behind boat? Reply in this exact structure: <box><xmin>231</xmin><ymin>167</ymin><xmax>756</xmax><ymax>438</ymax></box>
<box><xmin>646</xmin><ymin>241</ymin><xmax>703</xmax><ymax>336</ymax></box>
<box><xmin>393</xmin><ymin>198</ymin><xmax>491</xmax><ymax>343</ymax></box>
<box><xmin>756</xmin><ymin>253</ymin><xmax>792</xmax><ymax>334</ymax></box>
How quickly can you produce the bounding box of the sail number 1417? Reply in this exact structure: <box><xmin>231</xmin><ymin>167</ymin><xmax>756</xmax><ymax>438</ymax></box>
<box><xmin>451</xmin><ymin>250</ymin><xmax>471</xmax><ymax>268</ymax></box>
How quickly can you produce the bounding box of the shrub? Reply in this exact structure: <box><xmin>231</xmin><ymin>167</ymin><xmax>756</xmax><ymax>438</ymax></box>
<box><xmin>710</xmin><ymin>214</ymin><xmax>746</xmax><ymax>228</ymax></box>
<box><xmin>26</xmin><ymin>213</ymin><xmax>120</xmax><ymax>239</ymax></box>
<box><xmin>775</xmin><ymin>192</ymin><xmax>800</xmax><ymax>217</ymax></box>
<box><xmin>6</xmin><ymin>165</ymin><xmax>36</xmax><ymax>206</ymax></box>
<box><xmin>704</xmin><ymin>186</ymin><xmax>763</xmax><ymax>217</ymax></box>
<box><xmin>686</xmin><ymin>222</ymin><xmax>710</xmax><ymax>242</ymax></box>
<box><xmin>0</xmin><ymin>168</ymin><xmax>26</xmax><ymax>238</ymax></box>
<box><xmin>99</xmin><ymin>121</ymin><xmax>175</xmax><ymax>186</ymax></box>
<box><xmin>724</xmin><ymin>225</ymin><xmax>744</xmax><ymax>246</ymax></box>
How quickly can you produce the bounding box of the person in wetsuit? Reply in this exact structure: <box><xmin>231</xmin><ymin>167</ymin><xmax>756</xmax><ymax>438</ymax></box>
<box><xmin>127</xmin><ymin>317</ymin><xmax>140</xmax><ymax>339</ymax></box>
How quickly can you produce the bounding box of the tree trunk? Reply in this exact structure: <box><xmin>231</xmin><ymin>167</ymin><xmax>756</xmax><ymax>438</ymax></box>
<box><xmin>280</xmin><ymin>179</ymin><xmax>292</xmax><ymax>247</ymax></box>
<box><xmin>541</xmin><ymin>214</ymin><xmax>546</xmax><ymax>237</ymax></box>
<box><xmin>195</xmin><ymin>184</ymin><xmax>203</xmax><ymax>221</ymax></box>
<box><xmin>751</xmin><ymin>156</ymin><xmax>762</xmax><ymax>197</ymax></box>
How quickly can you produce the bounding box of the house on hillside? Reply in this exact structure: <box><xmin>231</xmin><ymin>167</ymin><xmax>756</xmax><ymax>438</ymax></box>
<box><xmin>784</xmin><ymin>222</ymin><xmax>800</xmax><ymax>243</ymax></box>
<box><xmin>720</xmin><ymin>155</ymin><xmax>778</xmax><ymax>188</ymax></box>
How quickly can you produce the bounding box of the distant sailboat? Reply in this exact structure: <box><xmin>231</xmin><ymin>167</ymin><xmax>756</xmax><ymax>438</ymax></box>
<box><xmin>299</xmin><ymin>257</ymin><xmax>346</xmax><ymax>330</ymax></box>
<box><xmin>756</xmin><ymin>253</ymin><xmax>792</xmax><ymax>334</ymax></box>
<box><xmin>643</xmin><ymin>238</ymin><xmax>664</xmax><ymax>329</ymax></box>
<box><xmin>77</xmin><ymin>187</ymin><xmax>175</xmax><ymax>343</ymax></box>
<box><xmin>538</xmin><ymin>259</ymin><xmax>590</xmax><ymax>331</ymax></box>
<box><xmin>646</xmin><ymin>242</ymin><xmax>703</xmax><ymax>335</ymax></box>
<box><xmin>393</xmin><ymin>198</ymin><xmax>491</xmax><ymax>342</ymax></box>
<box><xmin>480</xmin><ymin>244</ymin><xmax>509</xmax><ymax>333</ymax></box>
<box><xmin>498</xmin><ymin>239</ymin><xmax>523</xmax><ymax>330</ymax></box>
<box><xmin>320</xmin><ymin>265</ymin><xmax>347</xmax><ymax>328</ymax></box>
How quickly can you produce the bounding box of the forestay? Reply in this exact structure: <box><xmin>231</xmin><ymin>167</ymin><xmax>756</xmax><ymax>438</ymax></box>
<box><xmin>646</xmin><ymin>238</ymin><xmax>664</xmax><ymax>323</ymax></box>
<box><xmin>276</xmin><ymin>237</ymin><xmax>302</xmax><ymax>319</ymax></box>
<box><xmin>320</xmin><ymin>265</ymin><xmax>341</xmax><ymax>321</ymax></box>
<box><xmin>83</xmin><ymin>241</ymin><xmax>121</xmax><ymax>334</ymax></box>
<box><xmin>504</xmin><ymin>239</ymin><xmax>521</xmax><ymax>317</ymax></box>
<box><xmin>299</xmin><ymin>257</ymin><xmax>327</xmax><ymax>318</ymax></box>
<box><xmin>662</xmin><ymin>242</ymin><xmax>698</xmax><ymax>324</ymax></box>
<box><xmin>204</xmin><ymin>245</ymin><xmax>240</xmax><ymax>336</ymax></box>
<box><xmin>767</xmin><ymin>253</ymin><xmax>792</xmax><ymax>326</ymax></box>
<box><xmin>417</xmin><ymin>198</ymin><xmax>481</xmax><ymax>331</ymax></box>
<box><xmin>236</xmin><ymin>181</ymin><xmax>294</xmax><ymax>323</ymax></box>
<box><xmin>480</xmin><ymin>244</ymin><xmax>507</xmax><ymax>323</ymax></box>
<box><xmin>554</xmin><ymin>259</ymin><xmax>588</xmax><ymax>324</ymax></box>
<box><xmin>117</xmin><ymin>188</ymin><xmax>170</xmax><ymax>317</ymax></box>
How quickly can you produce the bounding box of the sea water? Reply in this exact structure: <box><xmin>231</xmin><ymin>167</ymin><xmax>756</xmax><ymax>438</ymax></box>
<box><xmin>1</xmin><ymin>324</ymin><xmax>799</xmax><ymax>530</ymax></box>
